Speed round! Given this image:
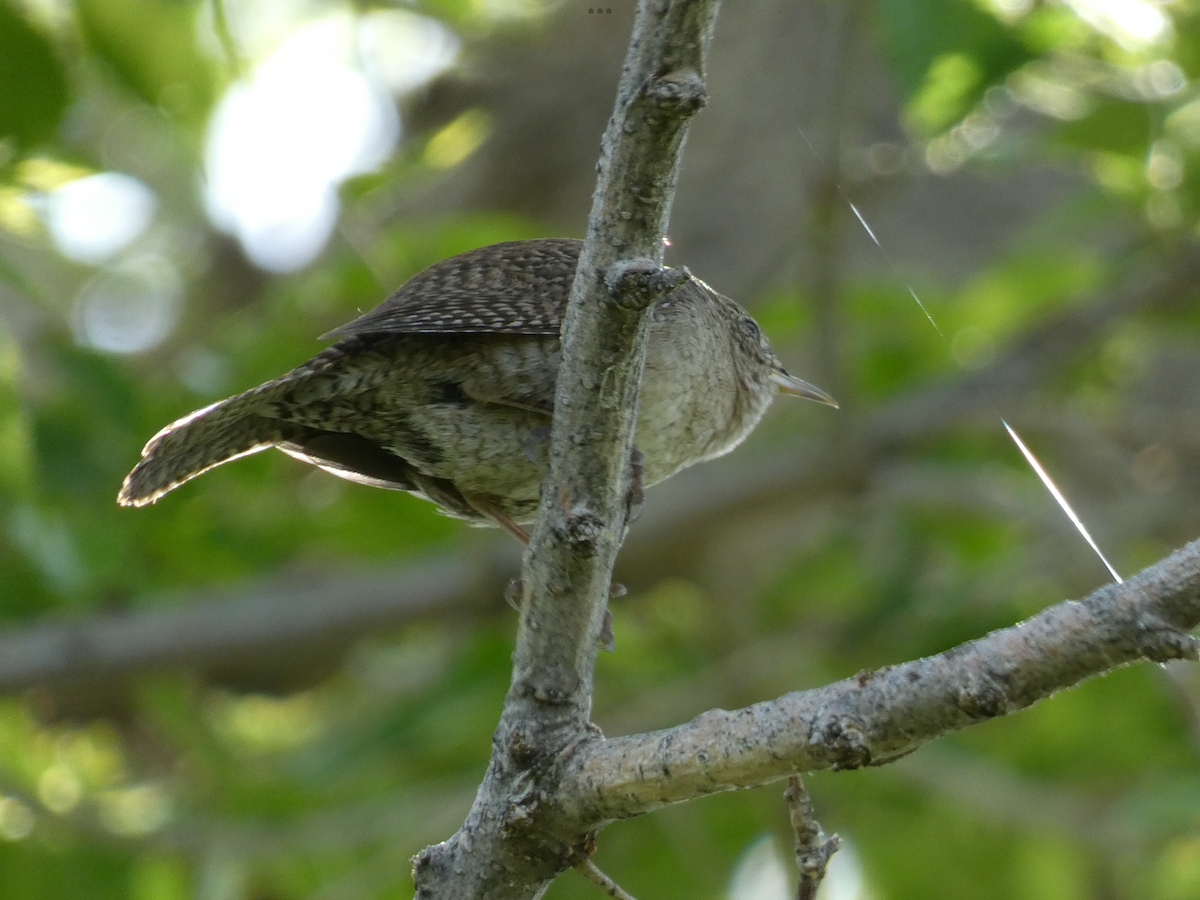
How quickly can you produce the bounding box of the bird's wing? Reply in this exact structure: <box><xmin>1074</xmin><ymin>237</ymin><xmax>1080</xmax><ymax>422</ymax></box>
<box><xmin>322</xmin><ymin>239</ymin><xmax>581</xmax><ymax>339</ymax></box>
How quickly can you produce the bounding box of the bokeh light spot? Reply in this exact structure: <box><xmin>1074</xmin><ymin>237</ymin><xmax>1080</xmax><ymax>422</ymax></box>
<box><xmin>37</xmin><ymin>764</ymin><xmax>81</xmax><ymax>814</ymax></box>
<box><xmin>1064</xmin><ymin>0</ymin><xmax>1170</xmax><ymax>49</ymax></box>
<box><xmin>425</xmin><ymin>109</ymin><xmax>492</xmax><ymax>169</ymax></box>
<box><xmin>0</xmin><ymin>798</ymin><xmax>34</xmax><ymax>840</ymax></box>
<box><xmin>72</xmin><ymin>254</ymin><xmax>183</xmax><ymax>354</ymax></box>
<box><xmin>204</xmin><ymin>15</ymin><xmax>408</xmax><ymax>272</ymax></box>
<box><xmin>97</xmin><ymin>784</ymin><xmax>171</xmax><ymax>837</ymax></box>
<box><xmin>45</xmin><ymin>172</ymin><xmax>157</xmax><ymax>265</ymax></box>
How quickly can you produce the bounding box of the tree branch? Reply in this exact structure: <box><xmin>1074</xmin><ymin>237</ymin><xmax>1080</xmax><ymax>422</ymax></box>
<box><xmin>785</xmin><ymin>775</ymin><xmax>840</xmax><ymax>900</ymax></box>
<box><xmin>561</xmin><ymin>537</ymin><xmax>1200</xmax><ymax>821</ymax></box>
<box><xmin>511</xmin><ymin>0</ymin><xmax>717</xmax><ymax>715</ymax></box>
<box><xmin>411</xmin><ymin>3</ymin><xmax>722</xmax><ymax>898</ymax></box>
<box><xmin>0</xmin><ymin>552</ymin><xmax>499</xmax><ymax>694</ymax></box>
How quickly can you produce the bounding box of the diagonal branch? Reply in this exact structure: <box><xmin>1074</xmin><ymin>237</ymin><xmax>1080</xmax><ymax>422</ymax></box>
<box><xmin>561</xmin><ymin>536</ymin><xmax>1200</xmax><ymax>822</ymax></box>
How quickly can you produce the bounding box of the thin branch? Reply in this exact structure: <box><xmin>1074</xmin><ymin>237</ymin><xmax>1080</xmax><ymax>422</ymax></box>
<box><xmin>575</xmin><ymin>858</ymin><xmax>641</xmax><ymax>900</ymax></box>
<box><xmin>784</xmin><ymin>775</ymin><xmax>840</xmax><ymax>900</ymax></box>
<box><xmin>562</xmin><ymin>536</ymin><xmax>1200</xmax><ymax>821</ymax></box>
<box><xmin>802</xmin><ymin>0</ymin><xmax>862</xmax><ymax>409</ymax></box>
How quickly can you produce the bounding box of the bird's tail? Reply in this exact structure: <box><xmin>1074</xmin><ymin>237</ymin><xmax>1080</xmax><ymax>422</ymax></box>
<box><xmin>117</xmin><ymin>396</ymin><xmax>283</xmax><ymax>506</ymax></box>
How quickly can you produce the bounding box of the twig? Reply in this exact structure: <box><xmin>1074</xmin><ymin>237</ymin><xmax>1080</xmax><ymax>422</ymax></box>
<box><xmin>575</xmin><ymin>858</ymin><xmax>640</xmax><ymax>900</ymax></box>
<box><xmin>784</xmin><ymin>775</ymin><xmax>840</xmax><ymax>900</ymax></box>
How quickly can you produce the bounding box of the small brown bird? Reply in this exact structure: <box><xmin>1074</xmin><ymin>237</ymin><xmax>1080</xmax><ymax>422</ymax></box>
<box><xmin>118</xmin><ymin>239</ymin><xmax>836</xmax><ymax>540</ymax></box>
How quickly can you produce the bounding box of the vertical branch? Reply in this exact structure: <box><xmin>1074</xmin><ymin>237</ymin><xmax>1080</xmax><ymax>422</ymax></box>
<box><xmin>514</xmin><ymin>0</ymin><xmax>720</xmax><ymax>722</ymax></box>
<box><xmin>413</xmin><ymin>3</ymin><xmax>723</xmax><ymax>898</ymax></box>
<box><xmin>785</xmin><ymin>775</ymin><xmax>840</xmax><ymax>900</ymax></box>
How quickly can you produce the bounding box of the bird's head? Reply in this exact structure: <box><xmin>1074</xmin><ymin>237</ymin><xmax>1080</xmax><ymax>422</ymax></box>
<box><xmin>730</xmin><ymin>309</ymin><xmax>838</xmax><ymax>409</ymax></box>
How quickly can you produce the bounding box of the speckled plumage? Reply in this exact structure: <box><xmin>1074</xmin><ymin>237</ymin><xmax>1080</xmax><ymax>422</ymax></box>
<box><xmin>118</xmin><ymin>239</ymin><xmax>835</xmax><ymax>533</ymax></box>
<box><xmin>323</xmin><ymin>240</ymin><xmax>576</xmax><ymax>337</ymax></box>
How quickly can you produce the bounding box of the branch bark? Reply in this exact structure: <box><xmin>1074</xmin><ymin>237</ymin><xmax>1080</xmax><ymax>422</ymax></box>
<box><xmin>411</xmin><ymin>3</ymin><xmax>722</xmax><ymax>897</ymax></box>
<box><xmin>560</xmin><ymin>537</ymin><xmax>1200</xmax><ymax>821</ymax></box>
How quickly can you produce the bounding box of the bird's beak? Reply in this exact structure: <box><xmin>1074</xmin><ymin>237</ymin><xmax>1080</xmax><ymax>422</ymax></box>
<box><xmin>770</xmin><ymin>369</ymin><xmax>839</xmax><ymax>408</ymax></box>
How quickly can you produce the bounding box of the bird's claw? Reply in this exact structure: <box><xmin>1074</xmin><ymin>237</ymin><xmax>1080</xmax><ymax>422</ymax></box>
<box><xmin>504</xmin><ymin>578</ymin><xmax>523</xmax><ymax>610</ymax></box>
<box><xmin>598</xmin><ymin>609</ymin><xmax>616</xmax><ymax>652</ymax></box>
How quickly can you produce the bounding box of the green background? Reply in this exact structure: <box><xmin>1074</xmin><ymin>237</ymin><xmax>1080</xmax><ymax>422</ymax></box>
<box><xmin>2</xmin><ymin>0</ymin><xmax>1200</xmax><ymax>897</ymax></box>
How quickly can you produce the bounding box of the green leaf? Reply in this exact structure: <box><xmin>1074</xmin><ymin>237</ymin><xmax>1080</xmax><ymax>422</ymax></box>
<box><xmin>1056</xmin><ymin>97</ymin><xmax>1152</xmax><ymax>156</ymax></box>
<box><xmin>0</xmin><ymin>317</ymin><xmax>32</xmax><ymax>497</ymax></box>
<box><xmin>877</xmin><ymin>0</ymin><xmax>1032</xmax><ymax>132</ymax></box>
<box><xmin>74</xmin><ymin>0</ymin><xmax>218</xmax><ymax>126</ymax></box>
<box><xmin>0</xmin><ymin>4</ymin><xmax>70</xmax><ymax>149</ymax></box>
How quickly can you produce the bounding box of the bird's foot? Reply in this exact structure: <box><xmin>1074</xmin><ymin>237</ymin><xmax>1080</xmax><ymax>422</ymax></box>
<box><xmin>504</xmin><ymin>578</ymin><xmax>523</xmax><ymax>610</ymax></box>
<box><xmin>597</xmin><ymin>581</ymin><xmax>626</xmax><ymax>651</ymax></box>
<box><xmin>598</xmin><ymin>609</ymin><xmax>616</xmax><ymax>653</ymax></box>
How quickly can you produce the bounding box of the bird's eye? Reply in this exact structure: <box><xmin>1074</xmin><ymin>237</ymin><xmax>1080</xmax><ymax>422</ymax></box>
<box><xmin>740</xmin><ymin>318</ymin><xmax>761</xmax><ymax>342</ymax></box>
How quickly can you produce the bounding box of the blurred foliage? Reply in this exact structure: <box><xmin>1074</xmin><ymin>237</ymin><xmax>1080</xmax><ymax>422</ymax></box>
<box><xmin>1</xmin><ymin>0</ymin><xmax>1200</xmax><ymax>899</ymax></box>
<box><xmin>0</xmin><ymin>2</ymin><xmax>69</xmax><ymax>150</ymax></box>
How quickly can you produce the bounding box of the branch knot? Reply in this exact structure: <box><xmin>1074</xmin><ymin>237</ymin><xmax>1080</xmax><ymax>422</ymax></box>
<box><xmin>604</xmin><ymin>259</ymin><xmax>690</xmax><ymax>310</ymax></box>
<box><xmin>810</xmin><ymin>714</ymin><xmax>871</xmax><ymax>770</ymax></box>
<box><xmin>1135</xmin><ymin>612</ymin><xmax>1200</xmax><ymax>662</ymax></box>
<box><xmin>555</xmin><ymin>507</ymin><xmax>605</xmax><ymax>549</ymax></box>
<box><xmin>648</xmin><ymin>68</ymin><xmax>707</xmax><ymax>111</ymax></box>
<box><xmin>956</xmin><ymin>669</ymin><xmax>1011</xmax><ymax>719</ymax></box>
<box><xmin>501</xmin><ymin>770</ymin><xmax>539</xmax><ymax>836</ymax></box>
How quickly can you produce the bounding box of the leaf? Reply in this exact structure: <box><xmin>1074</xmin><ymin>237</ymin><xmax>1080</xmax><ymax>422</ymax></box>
<box><xmin>74</xmin><ymin>0</ymin><xmax>218</xmax><ymax>126</ymax></box>
<box><xmin>0</xmin><ymin>5</ymin><xmax>70</xmax><ymax>149</ymax></box>
<box><xmin>1056</xmin><ymin>97</ymin><xmax>1152</xmax><ymax>156</ymax></box>
<box><xmin>0</xmin><ymin>317</ymin><xmax>32</xmax><ymax>497</ymax></box>
<box><xmin>876</xmin><ymin>0</ymin><xmax>1032</xmax><ymax>132</ymax></box>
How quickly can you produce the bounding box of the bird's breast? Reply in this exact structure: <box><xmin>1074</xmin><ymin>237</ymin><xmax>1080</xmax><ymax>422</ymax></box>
<box><xmin>635</xmin><ymin>346</ymin><xmax>759</xmax><ymax>486</ymax></box>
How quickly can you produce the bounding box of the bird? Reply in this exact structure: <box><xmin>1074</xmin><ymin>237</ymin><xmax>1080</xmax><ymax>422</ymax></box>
<box><xmin>118</xmin><ymin>238</ymin><xmax>837</xmax><ymax>541</ymax></box>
